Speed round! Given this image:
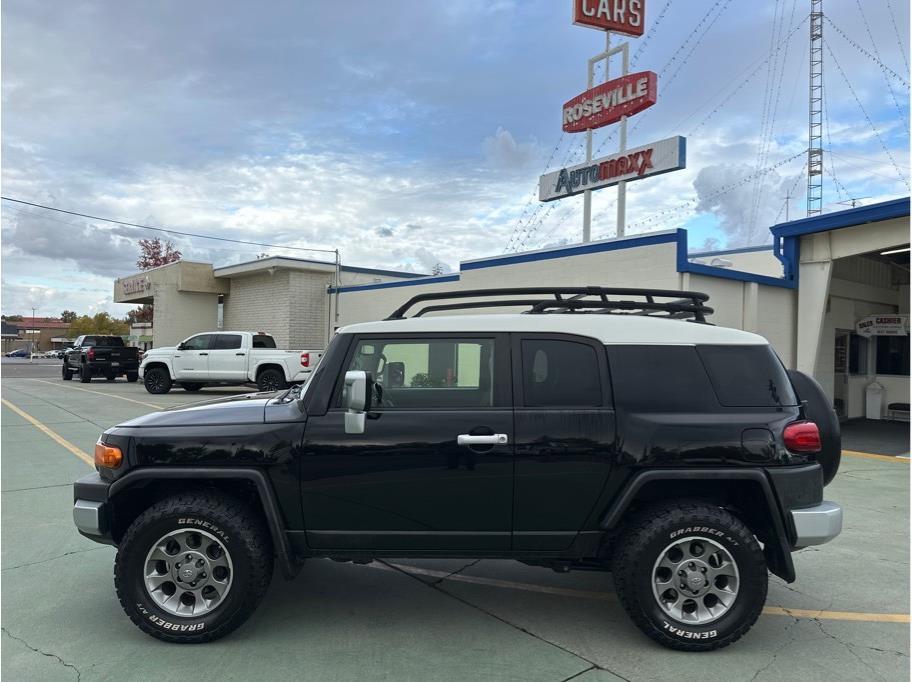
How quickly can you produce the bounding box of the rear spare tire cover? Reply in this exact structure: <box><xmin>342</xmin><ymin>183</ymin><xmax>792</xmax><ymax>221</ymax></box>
<box><xmin>787</xmin><ymin>369</ymin><xmax>841</xmax><ymax>485</ymax></box>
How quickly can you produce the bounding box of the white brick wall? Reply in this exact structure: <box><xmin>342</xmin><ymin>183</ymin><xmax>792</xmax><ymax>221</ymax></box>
<box><xmin>222</xmin><ymin>271</ymin><xmax>293</xmax><ymax>347</ymax></box>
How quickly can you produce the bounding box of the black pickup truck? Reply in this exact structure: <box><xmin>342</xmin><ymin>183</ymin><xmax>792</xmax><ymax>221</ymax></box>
<box><xmin>63</xmin><ymin>335</ymin><xmax>140</xmax><ymax>383</ymax></box>
<box><xmin>72</xmin><ymin>288</ymin><xmax>842</xmax><ymax>650</ymax></box>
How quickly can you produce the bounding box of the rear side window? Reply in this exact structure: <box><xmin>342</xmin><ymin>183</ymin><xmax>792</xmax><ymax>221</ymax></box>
<box><xmin>697</xmin><ymin>345</ymin><xmax>797</xmax><ymax>407</ymax></box>
<box><xmin>521</xmin><ymin>339</ymin><xmax>602</xmax><ymax>407</ymax></box>
<box><xmin>606</xmin><ymin>346</ymin><xmax>718</xmax><ymax>412</ymax></box>
<box><xmin>213</xmin><ymin>334</ymin><xmax>243</xmax><ymax>350</ymax></box>
<box><xmin>252</xmin><ymin>335</ymin><xmax>276</xmax><ymax>349</ymax></box>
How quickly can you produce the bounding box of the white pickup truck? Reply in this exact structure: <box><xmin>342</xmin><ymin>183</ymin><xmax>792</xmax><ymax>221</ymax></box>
<box><xmin>138</xmin><ymin>331</ymin><xmax>322</xmax><ymax>394</ymax></box>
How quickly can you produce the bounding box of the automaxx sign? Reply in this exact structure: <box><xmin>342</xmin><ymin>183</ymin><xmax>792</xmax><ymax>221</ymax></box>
<box><xmin>539</xmin><ymin>136</ymin><xmax>685</xmax><ymax>202</ymax></box>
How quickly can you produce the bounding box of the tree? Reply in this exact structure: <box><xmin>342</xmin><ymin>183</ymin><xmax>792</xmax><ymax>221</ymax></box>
<box><xmin>126</xmin><ymin>305</ymin><xmax>154</xmax><ymax>324</ymax></box>
<box><xmin>2</xmin><ymin>314</ymin><xmax>23</xmax><ymax>322</ymax></box>
<box><xmin>68</xmin><ymin>312</ymin><xmax>129</xmax><ymax>337</ymax></box>
<box><xmin>137</xmin><ymin>237</ymin><xmax>182</xmax><ymax>270</ymax></box>
<box><xmin>60</xmin><ymin>310</ymin><xmax>78</xmax><ymax>323</ymax></box>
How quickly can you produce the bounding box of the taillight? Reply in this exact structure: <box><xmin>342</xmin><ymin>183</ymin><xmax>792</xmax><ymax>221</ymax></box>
<box><xmin>783</xmin><ymin>420</ymin><xmax>821</xmax><ymax>453</ymax></box>
<box><xmin>87</xmin><ymin>347</ymin><xmax>95</xmax><ymax>361</ymax></box>
<box><xmin>300</xmin><ymin>352</ymin><xmax>310</xmax><ymax>368</ymax></box>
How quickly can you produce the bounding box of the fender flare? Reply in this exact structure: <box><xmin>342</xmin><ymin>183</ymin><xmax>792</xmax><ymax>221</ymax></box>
<box><xmin>599</xmin><ymin>468</ymin><xmax>795</xmax><ymax>583</ymax></box>
<box><xmin>108</xmin><ymin>467</ymin><xmax>300</xmax><ymax>579</ymax></box>
<box><xmin>142</xmin><ymin>359</ymin><xmax>175</xmax><ymax>380</ymax></box>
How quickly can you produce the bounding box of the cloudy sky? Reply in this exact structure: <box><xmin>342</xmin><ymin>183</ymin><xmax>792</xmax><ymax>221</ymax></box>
<box><xmin>2</xmin><ymin>0</ymin><xmax>909</xmax><ymax>317</ymax></box>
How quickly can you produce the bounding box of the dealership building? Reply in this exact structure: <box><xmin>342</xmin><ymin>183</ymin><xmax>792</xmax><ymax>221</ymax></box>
<box><xmin>114</xmin><ymin>196</ymin><xmax>909</xmax><ymax>420</ymax></box>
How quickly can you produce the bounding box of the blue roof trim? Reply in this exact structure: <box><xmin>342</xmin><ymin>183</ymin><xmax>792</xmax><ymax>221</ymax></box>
<box><xmin>461</xmin><ymin>231</ymin><xmax>679</xmax><ymax>271</ymax></box>
<box><xmin>329</xmin><ymin>273</ymin><xmax>459</xmax><ymax>293</ymax></box>
<box><xmin>340</xmin><ymin>264</ymin><xmax>428</xmax><ymax>278</ymax></box>
<box><xmin>676</xmin><ymin>230</ymin><xmax>795</xmax><ymax>289</ymax></box>
<box><xmin>689</xmin><ymin>244</ymin><xmax>773</xmax><ymax>257</ymax></box>
<box><xmin>770</xmin><ymin>197</ymin><xmax>910</xmax><ymax>238</ymax></box>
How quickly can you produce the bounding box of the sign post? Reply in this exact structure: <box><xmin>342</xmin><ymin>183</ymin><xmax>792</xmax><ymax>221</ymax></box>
<box><xmin>544</xmin><ymin>1</ymin><xmax>686</xmax><ymax>244</ymax></box>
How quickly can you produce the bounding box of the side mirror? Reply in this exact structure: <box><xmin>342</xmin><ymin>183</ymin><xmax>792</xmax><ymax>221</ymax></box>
<box><xmin>343</xmin><ymin>370</ymin><xmax>373</xmax><ymax>434</ymax></box>
<box><xmin>177</xmin><ymin>342</ymin><xmax>187</xmax><ymax>351</ymax></box>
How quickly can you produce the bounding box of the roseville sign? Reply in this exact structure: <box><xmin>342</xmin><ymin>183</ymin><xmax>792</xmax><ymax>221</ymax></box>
<box><xmin>121</xmin><ymin>276</ymin><xmax>151</xmax><ymax>296</ymax></box>
<box><xmin>539</xmin><ymin>136</ymin><xmax>685</xmax><ymax>202</ymax></box>
<box><xmin>563</xmin><ymin>71</ymin><xmax>657</xmax><ymax>133</ymax></box>
<box><xmin>573</xmin><ymin>0</ymin><xmax>645</xmax><ymax>36</ymax></box>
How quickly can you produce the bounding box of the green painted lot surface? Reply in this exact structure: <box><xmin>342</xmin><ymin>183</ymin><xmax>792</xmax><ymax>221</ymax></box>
<box><xmin>1</xmin><ymin>377</ymin><xmax>909</xmax><ymax>681</ymax></box>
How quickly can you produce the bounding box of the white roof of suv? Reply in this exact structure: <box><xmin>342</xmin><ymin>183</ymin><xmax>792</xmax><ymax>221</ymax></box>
<box><xmin>340</xmin><ymin>314</ymin><xmax>768</xmax><ymax>346</ymax></box>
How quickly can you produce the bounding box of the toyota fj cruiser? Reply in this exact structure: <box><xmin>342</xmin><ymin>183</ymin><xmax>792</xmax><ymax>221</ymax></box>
<box><xmin>72</xmin><ymin>288</ymin><xmax>842</xmax><ymax>651</ymax></box>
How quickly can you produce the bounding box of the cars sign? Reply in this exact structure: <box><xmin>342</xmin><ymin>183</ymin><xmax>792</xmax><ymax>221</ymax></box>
<box><xmin>573</xmin><ymin>0</ymin><xmax>645</xmax><ymax>36</ymax></box>
<box><xmin>562</xmin><ymin>71</ymin><xmax>657</xmax><ymax>133</ymax></box>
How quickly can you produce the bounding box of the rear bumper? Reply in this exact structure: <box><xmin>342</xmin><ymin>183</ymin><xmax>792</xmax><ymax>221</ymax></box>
<box><xmin>85</xmin><ymin>360</ymin><xmax>138</xmax><ymax>374</ymax></box>
<box><xmin>791</xmin><ymin>501</ymin><xmax>843</xmax><ymax>547</ymax></box>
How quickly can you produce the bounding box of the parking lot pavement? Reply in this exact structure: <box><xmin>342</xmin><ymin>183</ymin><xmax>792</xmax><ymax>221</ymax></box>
<box><xmin>1</xmin><ymin>377</ymin><xmax>909</xmax><ymax>681</ymax></box>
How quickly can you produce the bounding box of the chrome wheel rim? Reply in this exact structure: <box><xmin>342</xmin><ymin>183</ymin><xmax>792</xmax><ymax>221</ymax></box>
<box><xmin>651</xmin><ymin>535</ymin><xmax>740</xmax><ymax>625</ymax></box>
<box><xmin>143</xmin><ymin>529</ymin><xmax>233</xmax><ymax>618</ymax></box>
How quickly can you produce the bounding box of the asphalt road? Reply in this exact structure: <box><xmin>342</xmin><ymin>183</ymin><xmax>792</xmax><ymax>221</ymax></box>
<box><xmin>1</xmin><ymin>377</ymin><xmax>909</xmax><ymax>680</ymax></box>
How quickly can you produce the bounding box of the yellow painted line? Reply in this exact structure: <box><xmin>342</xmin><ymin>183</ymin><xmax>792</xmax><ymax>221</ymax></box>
<box><xmin>373</xmin><ymin>562</ymin><xmax>910</xmax><ymax>624</ymax></box>
<box><xmin>27</xmin><ymin>378</ymin><xmax>163</xmax><ymax>410</ymax></box>
<box><xmin>764</xmin><ymin>606</ymin><xmax>910</xmax><ymax>623</ymax></box>
<box><xmin>1</xmin><ymin>398</ymin><xmax>94</xmax><ymax>467</ymax></box>
<box><xmin>842</xmin><ymin>449</ymin><xmax>910</xmax><ymax>463</ymax></box>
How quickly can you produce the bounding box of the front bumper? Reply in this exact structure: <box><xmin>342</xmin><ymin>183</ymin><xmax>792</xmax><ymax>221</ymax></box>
<box><xmin>73</xmin><ymin>473</ymin><xmax>114</xmax><ymax>545</ymax></box>
<box><xmin>791</xmin><ymin>501</ymin><xmax>843</xmax><ymax>547</ymax></box>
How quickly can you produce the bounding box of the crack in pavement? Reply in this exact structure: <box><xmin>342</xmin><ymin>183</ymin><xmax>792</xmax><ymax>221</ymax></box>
<box><xmin>2</xmin><ymin>482</ymin><xmax>73</xmax><ymax>493</ymax></box>
<box><xmin>559</xmin><ymin>664</ymin><xmax>598</xmax><ymax>682</ymax></box>
<box><xmin>2</xmin><ymin>627</ymin><xmax>81</xmax><ymax>681</ymax></box>
<box><xmin>813</xmin><ymin>617</ymin><xmax>909</xmax><ymax>663</ymax></box>
<box><xmin>431</xmin><ymin>559</ymin><xmax>481</xmax><ymax>585</ymax></box>
<box><xmin>2</xmin><ymin>546</ymin><xmax>107</xmax><ymax>572</ymax></box>
<box><xmin>749</xmin><ymin>616</ymin><xmax>799</xmax><ymax>681</ymax></box>
<box><xmin>378</xmin><ymin>559</ymin><xmax>632</xmax><ymax>682</ymax></box>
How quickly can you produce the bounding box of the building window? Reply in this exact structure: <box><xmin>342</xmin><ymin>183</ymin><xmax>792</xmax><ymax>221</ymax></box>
<box><xmin>875</xmin><ymin>336</ymin><xmax>910</xmax><ymax>376</ymax></box>
<box><xmin>848</xmin><ymin>334</ymin><xmax>868</xmax><ymax>375</ymax></box>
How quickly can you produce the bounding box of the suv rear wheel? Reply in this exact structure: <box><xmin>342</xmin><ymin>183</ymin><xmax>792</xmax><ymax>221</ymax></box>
<box><xmin>611</xmin><ymin>501</ymin><xmax>767</xmax><ymax>651</ymax></box>
<box><xmin>114</xmin><ymin>491</ymin><xmax>273</xmax><ymax>643</ymax></box>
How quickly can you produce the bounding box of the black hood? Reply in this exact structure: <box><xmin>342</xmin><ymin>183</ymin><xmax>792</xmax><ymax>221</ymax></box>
<box><xmin>119</xmin><ymin>392</ymin><xmax>278</xmax><ymax>427</ymax></box>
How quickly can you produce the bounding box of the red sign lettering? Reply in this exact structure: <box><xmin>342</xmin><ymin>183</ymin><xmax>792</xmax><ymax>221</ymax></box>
<box><xmin>573</xmin><ymin>0</ymin><xmax>645</xmax><ymax>37</ymax></box>
<box><xmin>562</xmin><ymin>71</ymin><xmax>657</xmax><ymax>133</ymax></box>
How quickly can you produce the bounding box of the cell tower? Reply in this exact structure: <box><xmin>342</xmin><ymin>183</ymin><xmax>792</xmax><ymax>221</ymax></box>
<box><xmin>807</xmin><ymin>0</ymin><xmax>824</xmax><ymax>216</ymax></box>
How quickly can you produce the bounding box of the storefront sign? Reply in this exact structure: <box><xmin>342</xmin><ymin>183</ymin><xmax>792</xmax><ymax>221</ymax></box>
<box><xmin>563</xmin><ymin>71</ymin><xmax>657</xmax><ymax>133</ymax></box>
<box><xmin>121</xmin><ymin>276</ymin><xmax>151</xmax><ymax>295</ymax></box>
<box><xmin>573</xmin><ymin>0</ymin><xmax>645</xmax><ymax>36</ymax></box>
<box><xmin>539</xmin><ymin>136</ymin><xmax>685</xmax><ymax>201</ymax></box>
<box><xmin>856</xmin><ymin>315</ymin><xmax>909</xmax><ymax>337</ymax></box>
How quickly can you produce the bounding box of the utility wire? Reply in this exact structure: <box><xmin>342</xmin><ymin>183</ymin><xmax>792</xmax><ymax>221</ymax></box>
<box><xmin>824</xmin><ymin>41</ymin><xmax>909</xmax><ymax>190</ymax></box>
<box><xmin>825</xmin><ymin>16</ymin><xmax>910</xmax><ymax>88</ymax></box>
<box><xmin>631</xmin><ymin>0</ymin><xmax>674</xmax><ymax>67</ymax></box>
<box><xmin>0</xmin><ymin>196</ymin><xmax>339</xmax><ymax>255</ymax></box>
<box><xmin>885</xmin><ymin>0</ymin><xmax>910</xmax><ymax>74</ymax></box>
<box><xmin>853</xmin><ymin>0</ymin><xmax>908</xmax><ymax>130</ymax></box>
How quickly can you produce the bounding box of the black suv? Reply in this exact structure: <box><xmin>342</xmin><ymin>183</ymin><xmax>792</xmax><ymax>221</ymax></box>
<box><xmin>73</xmin><ymin>288</ymin><xmax>842</xmax><ymax>651</ymax></box>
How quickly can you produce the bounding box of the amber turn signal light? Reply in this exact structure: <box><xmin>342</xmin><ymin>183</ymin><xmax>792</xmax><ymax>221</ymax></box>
<box><xmin>94</xmin><ymin>441</ymin><xmax>123</xmax><ymax>469</ymax></box>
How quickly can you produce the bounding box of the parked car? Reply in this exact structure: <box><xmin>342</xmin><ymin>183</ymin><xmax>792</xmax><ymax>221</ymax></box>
<box><xmin>63</xmin><ymin>335</ymin><xmax>140</xmax><ymax>382</ymax></box>
<box><xmin>5</xmin><ymin>348</ymin><xmax>29</xmax><ymax>358</ymax></box>
<box><xmin>138</xmin><ymin>331</ymin><xmax>322</xmax><ymax>394</ymax></box>
<box><xmin>73</xmin><ymin>287</ymin><xmax>841</xmax><ymax>650</ymax></box>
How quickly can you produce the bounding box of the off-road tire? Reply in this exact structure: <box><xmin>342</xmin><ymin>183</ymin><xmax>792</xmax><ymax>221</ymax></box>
<box><xmin>611</xmin><ymin>501</ymin><xmax>767</xmax><ymax>652</ymax></box>
<box><xmin>62</xmin><ymin>363</ymin><xmax>73</xmax><ymax>381</ymax></box>
<box><xmin>126</xmin><ymin>371</ymin><xmax>139</xmax><ymax>383</ymax></box>
<box><xmin>180</xmin><ymin>382</ymin><xmax>204</xmax><ymax>392</ymax></box>
<box><xmin>256</xmin><ymin>368</ymin><xmax>287</xmax><ymax>392</ymax></box>
<box><xmin>79</xmin><ymin>364</ymin><xmax>92</xmax><ymax>383</ymax></box>
<box><xmin>114</xmin><ymin>491</ymin><xmax>273</xmax><ymax>643</ymax></box>
<box><xmin>144</xmin><ymin>367</ymin><xmax>172</xmax><ymax>394</ymax></box>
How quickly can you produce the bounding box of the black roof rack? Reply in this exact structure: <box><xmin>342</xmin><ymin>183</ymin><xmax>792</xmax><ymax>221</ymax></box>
<box><xmin>385</xmin><ymin>287</ymin><xmax>713</xmax><ymax>323</ymax></box>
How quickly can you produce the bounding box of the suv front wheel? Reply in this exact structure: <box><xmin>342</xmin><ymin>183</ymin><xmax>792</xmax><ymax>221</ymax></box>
<box><xmin>611</xmin><ymin>501</ymin><xmax>767</xmax><ymax>651</ymax></box>
<box><xmin>114</xmin><ymin>491</ymin><xmax>273</xmax><ymax>643</ymax></box>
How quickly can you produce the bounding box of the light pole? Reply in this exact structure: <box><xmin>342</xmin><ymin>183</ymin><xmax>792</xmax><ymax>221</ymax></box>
<box><xmin>29</xmin><ymin>306</ymin><xmax>37</xmax><ymax>362</ymax></box>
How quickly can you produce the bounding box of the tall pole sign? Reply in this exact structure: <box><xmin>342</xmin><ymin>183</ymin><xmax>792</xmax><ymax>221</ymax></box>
<box><xmin>541</xmin><ymin>1</ymin><xmax>687</xmax><ymax>242</ymax></box>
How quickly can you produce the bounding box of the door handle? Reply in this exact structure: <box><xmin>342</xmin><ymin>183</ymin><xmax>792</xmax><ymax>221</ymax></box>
<box><xmin>236</xmin><ymin>352</ymin><xmax>246</xmax><ymax>356</ymax></box>
<box><xmin>199</xmin><ymin>352</ymin><xmax>208</xmax><ymax>356</ymax></box>
<box><xmin>457</xmin><ymin>434</ymin><xmax>509</xmax><ymax>446</ymax></box>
